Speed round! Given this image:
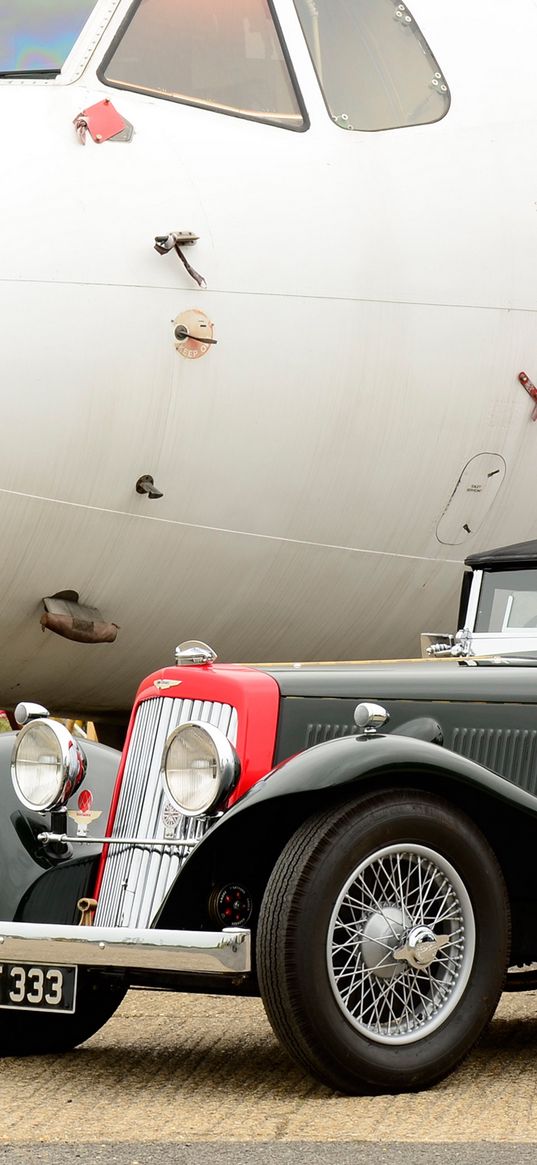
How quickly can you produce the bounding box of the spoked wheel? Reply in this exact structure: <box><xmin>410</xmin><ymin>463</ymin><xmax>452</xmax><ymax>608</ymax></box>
<box><xmin>0</xmin><ymin>972</ymin><xmax>127</xmax><ymax>1056</ymax></box>
<box><xmin>257</xmin><ymin>791</ymin><xmax>509</xmax><ymax>1094</ymax></box>
<box><xmin>328</xmin><ymin>842</ymin><xmax>475</xmax><ymax>1044</ymax></box>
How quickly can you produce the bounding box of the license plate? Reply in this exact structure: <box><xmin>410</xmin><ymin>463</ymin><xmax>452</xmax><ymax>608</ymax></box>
<box><xmin>0</xmin><ymin>962</ymin><xmax>77</xmax><ymax>1014</ymax></box>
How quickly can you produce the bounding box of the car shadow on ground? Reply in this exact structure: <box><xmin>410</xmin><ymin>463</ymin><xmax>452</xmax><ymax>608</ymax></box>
<box><xmin>25</xmin><ymin>992</ymin><xmax>537</xmax><ymax>1101</ymax></box>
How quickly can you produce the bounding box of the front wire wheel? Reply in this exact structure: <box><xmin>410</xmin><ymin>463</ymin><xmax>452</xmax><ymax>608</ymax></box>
<box><xmin>257</xmin><ymin>791</ymin><xmax>509</xmax><ymax>1094</ymax></box>
<box><xmin>328</xmin><ymin>843</ymin><xmax>475</xmax><ymax>1045</ymax></box>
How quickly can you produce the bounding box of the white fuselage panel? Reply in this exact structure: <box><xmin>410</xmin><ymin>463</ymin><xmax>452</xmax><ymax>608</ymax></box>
<box><xmin>1</xmin><ymin>0</ymin><xmax>536</xmax><ymax>712</ymax></box>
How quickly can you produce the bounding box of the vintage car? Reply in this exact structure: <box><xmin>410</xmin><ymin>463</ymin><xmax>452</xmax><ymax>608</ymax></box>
<box><xmin>4</xmin><ymin>538</ymin><xmax>537</xmax><ymax>1095</ymax></box>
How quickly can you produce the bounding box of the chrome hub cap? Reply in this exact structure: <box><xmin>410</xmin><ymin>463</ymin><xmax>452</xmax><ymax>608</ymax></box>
<box><xmin>360</xmin><ymin>905</ymin><xmax>411</xmax><ymax>978</ymax></box>
<box><xmin>327</xmin><ymin>844</ymin><xmax>476</xmax><ymax>1045</ymax></box>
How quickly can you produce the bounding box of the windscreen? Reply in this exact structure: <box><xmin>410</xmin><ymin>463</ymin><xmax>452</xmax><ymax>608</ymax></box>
<box><xmin>475</xmin><ymin>570</ymin><xmax>537</xmax><ymax>634</ymax></box>
<box><xmin>0</xmin><ymin>1</ymin><xmax>98</xmax><ymax>76</ymax></box>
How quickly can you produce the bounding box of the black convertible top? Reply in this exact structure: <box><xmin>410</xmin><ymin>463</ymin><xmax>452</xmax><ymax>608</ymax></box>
<box><xmin>465</xmin><ymin>539</ymin><xmax>537</xmax><ymax>570</ymax></box>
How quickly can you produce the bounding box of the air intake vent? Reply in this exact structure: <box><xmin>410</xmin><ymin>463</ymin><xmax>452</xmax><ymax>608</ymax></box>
<box><xmin>305</xmin><ymin>722</ymin><xmax>354</xmax><ymax>748</ymax></box>
<box><xmin>450</xmin><ymin>726</ymin><xmax>537</xmax><ymax>795</ymax></box>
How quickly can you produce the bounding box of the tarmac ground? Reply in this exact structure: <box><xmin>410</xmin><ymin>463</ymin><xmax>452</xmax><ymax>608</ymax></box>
<box><xmin>0</xmin><ymin>987</ymin><xmax>537</xmax><ymax>1148</ymax></box>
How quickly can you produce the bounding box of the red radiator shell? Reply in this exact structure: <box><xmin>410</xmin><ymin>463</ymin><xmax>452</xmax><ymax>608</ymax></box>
<box><xmin>94</xmin><ymin>664</ymin><xmax>280</xmax><ymax>897</ymax></box>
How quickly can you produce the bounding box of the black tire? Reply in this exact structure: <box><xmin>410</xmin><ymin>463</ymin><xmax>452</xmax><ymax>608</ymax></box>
<box><xmin>0</xmin><ymin>971</ymin><xmax>126</xmax><ymax>1056</ymax></box>
<box><xmin>257</xmin><ymin>790</ymin><xmax>510</xmax><ymax>1094</ymax></box>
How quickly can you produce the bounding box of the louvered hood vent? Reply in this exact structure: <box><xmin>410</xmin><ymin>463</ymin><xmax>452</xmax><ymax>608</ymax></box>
<box><xmin>94</xmin><ymin>697</ymin><xmax>238</xmax><ymax>929</ymax></box>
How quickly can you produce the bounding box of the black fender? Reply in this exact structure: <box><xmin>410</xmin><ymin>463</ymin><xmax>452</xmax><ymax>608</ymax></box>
<box><xmin>157</xmin><ymin>730</ymin><xmax>537</xmax><ymax>948</ymax></box>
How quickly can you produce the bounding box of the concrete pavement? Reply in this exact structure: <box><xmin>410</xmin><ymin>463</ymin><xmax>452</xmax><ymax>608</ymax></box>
<box><xmin>0</xmin><ymin>989</ymin><xmax>536</xmax><ymax>1144</ymax></box>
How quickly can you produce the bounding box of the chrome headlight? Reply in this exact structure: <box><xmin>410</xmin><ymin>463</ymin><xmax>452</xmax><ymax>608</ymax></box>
<box><xmin>162</xmin><ymin>721</ymin><xmax>240</xmax><ymax>817</ymax></box>
<box><xmin>11</xmin><ymin>720</ymin><xmax>87</xmax><ymax>812</ymax></box>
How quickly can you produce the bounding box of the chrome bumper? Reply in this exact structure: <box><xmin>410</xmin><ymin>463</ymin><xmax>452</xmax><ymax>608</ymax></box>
<box><xmin>0</xmin><ymin>923</ymin><xmax>251</xmax><ymax>975</ymax></box>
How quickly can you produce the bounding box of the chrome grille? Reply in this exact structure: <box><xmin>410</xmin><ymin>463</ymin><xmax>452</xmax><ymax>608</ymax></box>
<box><xmin>95</xmin><ymin>697</ymin><xmax>238</xmax><ymax>929</ymax></box>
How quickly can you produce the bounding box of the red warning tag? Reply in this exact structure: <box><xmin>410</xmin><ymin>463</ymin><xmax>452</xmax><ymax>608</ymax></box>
<box><xmin>80</xmin><ymin>99</ymin><xmax>126</xmax><ymax>143</ymax></box>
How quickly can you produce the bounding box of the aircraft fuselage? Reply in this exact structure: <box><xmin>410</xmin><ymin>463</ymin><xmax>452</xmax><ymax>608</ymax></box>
<box><xmin>1</xmin><ymin>0</ymin><xmax>535</xmax><ymax>715</ymax></box>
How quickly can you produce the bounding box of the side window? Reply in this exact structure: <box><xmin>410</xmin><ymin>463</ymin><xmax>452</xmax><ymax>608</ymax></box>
<box><xmin>100</xmin><ymin>0</ymin><xmax>305</xmax><ymax>131</ymax></box>
<box><xmin>0</xmin><ymin>1</ymin><xmax>98</xmax><ymax>77</ymax></box>
<box><xmin>293</xmin><ymin>0</ymin><xmax>449</xmax><ymax>131</ymax></box>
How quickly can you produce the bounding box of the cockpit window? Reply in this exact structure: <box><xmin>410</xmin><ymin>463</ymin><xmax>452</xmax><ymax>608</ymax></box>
<box><xmin>100</xmin><ymin>0</ymin><xmax>305</xmax><ymax>130</ymax></box>
<box><xmin>293</xmin><ymin>0</ymin><xmax>449</xmax><ymax>131</ymax></box>
<box><xmin>0</xmin><ymin>1</ymin><xmax>98</xmax><ymax>77</ymax></box>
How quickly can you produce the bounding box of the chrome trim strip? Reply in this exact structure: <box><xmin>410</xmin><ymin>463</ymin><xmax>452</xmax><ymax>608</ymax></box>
<box><xmin>0</xmin><ymin>924</ymin><xmax>250</xmax><ymax>975</ymax></box>
<box><xmin>38</xmin><ymin>833</ymin><xmax>199</xmax><ymax>848</ymax></box>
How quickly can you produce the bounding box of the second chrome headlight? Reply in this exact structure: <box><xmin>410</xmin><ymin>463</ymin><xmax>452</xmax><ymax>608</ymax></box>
<box><xmin>162</xmin><ymin>721</ymin><xmax>240</xmax><ymax>816</ymax></box>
